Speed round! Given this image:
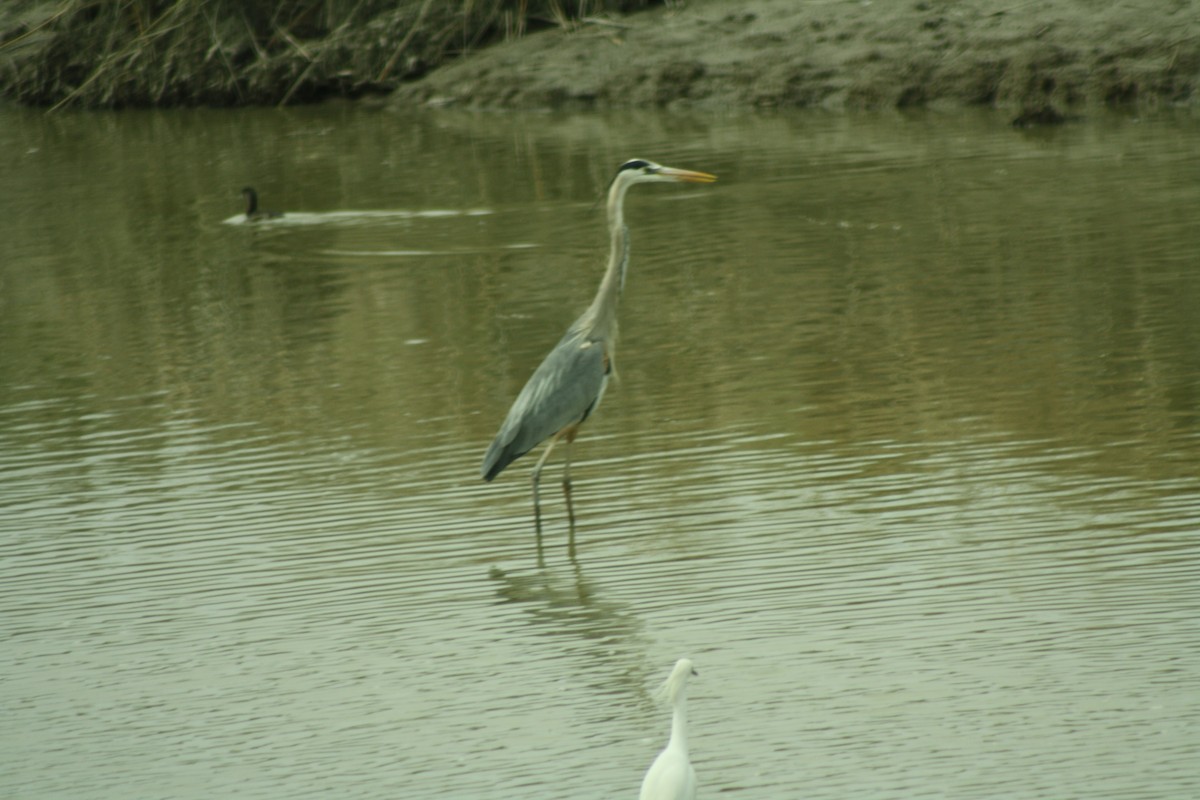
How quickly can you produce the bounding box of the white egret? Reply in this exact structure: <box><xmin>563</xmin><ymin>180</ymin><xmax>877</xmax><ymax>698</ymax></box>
<box><xmin>639</xmin><ymin>658</ymin><xmax>698</xmax><ymax>800</ymax></box>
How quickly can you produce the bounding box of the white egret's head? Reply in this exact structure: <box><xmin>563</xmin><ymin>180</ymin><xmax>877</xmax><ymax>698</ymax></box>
<box><xmin>653</xmin><ymin>658</ymin><xmax>698</xmax><ymax>705</ymax></box>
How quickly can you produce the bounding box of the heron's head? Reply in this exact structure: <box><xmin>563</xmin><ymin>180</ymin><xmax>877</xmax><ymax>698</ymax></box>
<box><xmin>611</xmin><ymin>159</ymin><xmax>717</xmax><ymax>190</ymax></box>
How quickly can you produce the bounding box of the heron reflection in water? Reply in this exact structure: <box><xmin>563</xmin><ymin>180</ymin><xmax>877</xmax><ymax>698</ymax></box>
<box><xmin>480</xmin><ymin>159</ymin><xmax>716</xmax><ymax>560</ymax></box>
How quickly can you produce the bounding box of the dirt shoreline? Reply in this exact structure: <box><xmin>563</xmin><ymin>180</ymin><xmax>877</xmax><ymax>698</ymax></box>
<box><xmin>389</xmin><ymin>0</ymin><xmax>1199</xmax><ymax>118</ymax></box>
<box><xmin>2</xmin><ymin>0</ymin><xmax>1196</xmax><ymax>116</ymax></box>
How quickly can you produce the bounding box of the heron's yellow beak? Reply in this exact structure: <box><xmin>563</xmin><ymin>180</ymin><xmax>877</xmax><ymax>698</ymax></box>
<box><xmin>659</xmin><ymin>167</ymin><xmax>717</xmax><ymax>184</ymax></box>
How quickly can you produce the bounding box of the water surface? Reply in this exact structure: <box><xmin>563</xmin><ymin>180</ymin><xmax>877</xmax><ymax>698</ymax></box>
<box><xmin>2</xmin><ymin>105</ymin><xmax>1198</xmax><ymax>799</ymax></box>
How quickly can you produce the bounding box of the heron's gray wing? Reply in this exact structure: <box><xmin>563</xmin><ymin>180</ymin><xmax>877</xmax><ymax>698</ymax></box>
<box><xmin>481</xmin><ymin>332</ymin><xmax>608</xmax><ymax>481</ymax></box>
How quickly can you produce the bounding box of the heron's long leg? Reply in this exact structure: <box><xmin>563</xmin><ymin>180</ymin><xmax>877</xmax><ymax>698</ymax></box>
<box><xmin>562</xmin><ymin>440</ymin><xmax>577</xmax><ymax>560</ymax></box>
<box><xmin>531</xmin><ymin>433</ymin><xmax>563</xmax><ymax>562</ymax></box>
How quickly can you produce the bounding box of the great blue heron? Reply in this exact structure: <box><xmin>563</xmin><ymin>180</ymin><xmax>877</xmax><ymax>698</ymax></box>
<box><xmin>242</xmin><ymin>187</ymin><xmax>282</xmax><ymax>221</ymax></box>
<box><xmin>640</xmin><ymin>658</ymin><xmax>699</xmax><ymax>800</ymax></box>
<box><xmin>480</xmin><ymin>159</ymin><xmax>716</xmax><ymax>558</ymax></box>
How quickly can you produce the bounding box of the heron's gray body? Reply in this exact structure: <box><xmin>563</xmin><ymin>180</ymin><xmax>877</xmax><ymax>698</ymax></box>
<box><xmin>480</xmin><ymin>322</ymin><xmax>611</xmax><ymax>483</ymax></box>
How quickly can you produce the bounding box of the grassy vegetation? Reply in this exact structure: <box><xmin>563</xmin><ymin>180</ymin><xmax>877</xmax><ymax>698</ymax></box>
<box><xmin>0</xmin><ymin>0</ymin><xmax>658</xmax><ymax>109</ymax></box>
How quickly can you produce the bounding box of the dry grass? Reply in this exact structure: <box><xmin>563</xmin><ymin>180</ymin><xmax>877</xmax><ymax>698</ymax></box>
<box><xmin>0</xmin><ymin>0</ymin><xmax>658</xmax><ymax>108</ymax></box>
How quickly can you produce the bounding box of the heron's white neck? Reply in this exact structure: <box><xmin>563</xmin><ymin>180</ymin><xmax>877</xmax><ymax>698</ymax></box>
<box><xmin>579</xmin><ymin>178</ymin><xmax>633</xmax><ymax>337</ymax></box>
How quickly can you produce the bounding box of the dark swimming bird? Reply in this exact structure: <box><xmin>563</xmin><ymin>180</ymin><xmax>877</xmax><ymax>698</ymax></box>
<box><xmin>480</xmin><ymin>159</ymin><xmax>716</xmax><ymax>559</ymax></box>
<box><xmin>242</xmin><ymin>187</ymin><xmax>282</xmax><ymax>221</ymax></box>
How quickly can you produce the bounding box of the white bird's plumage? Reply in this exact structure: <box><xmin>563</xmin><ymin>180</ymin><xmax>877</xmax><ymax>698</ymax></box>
<box><xmin>639</xmin><ymin>658</ymin><xmax>698</xmax><ymax>800</ymax></box>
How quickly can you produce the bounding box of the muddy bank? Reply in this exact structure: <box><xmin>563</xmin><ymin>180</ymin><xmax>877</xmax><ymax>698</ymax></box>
<box><xmin>2</xmin><ymin>0</ymin><xmax>1195</xmax><ymax>115</ymax></box>
<box><xmin>390</xmin><ymin>0</ymin><xmax>1200</xmax><ymax>117</ymax></box>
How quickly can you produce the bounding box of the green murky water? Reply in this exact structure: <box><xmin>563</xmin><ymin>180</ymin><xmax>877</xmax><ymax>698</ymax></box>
<box><xmin>2</xmin><ymin>104</ymin><xmax>1198</xmax><ymax>799</ymax></box>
